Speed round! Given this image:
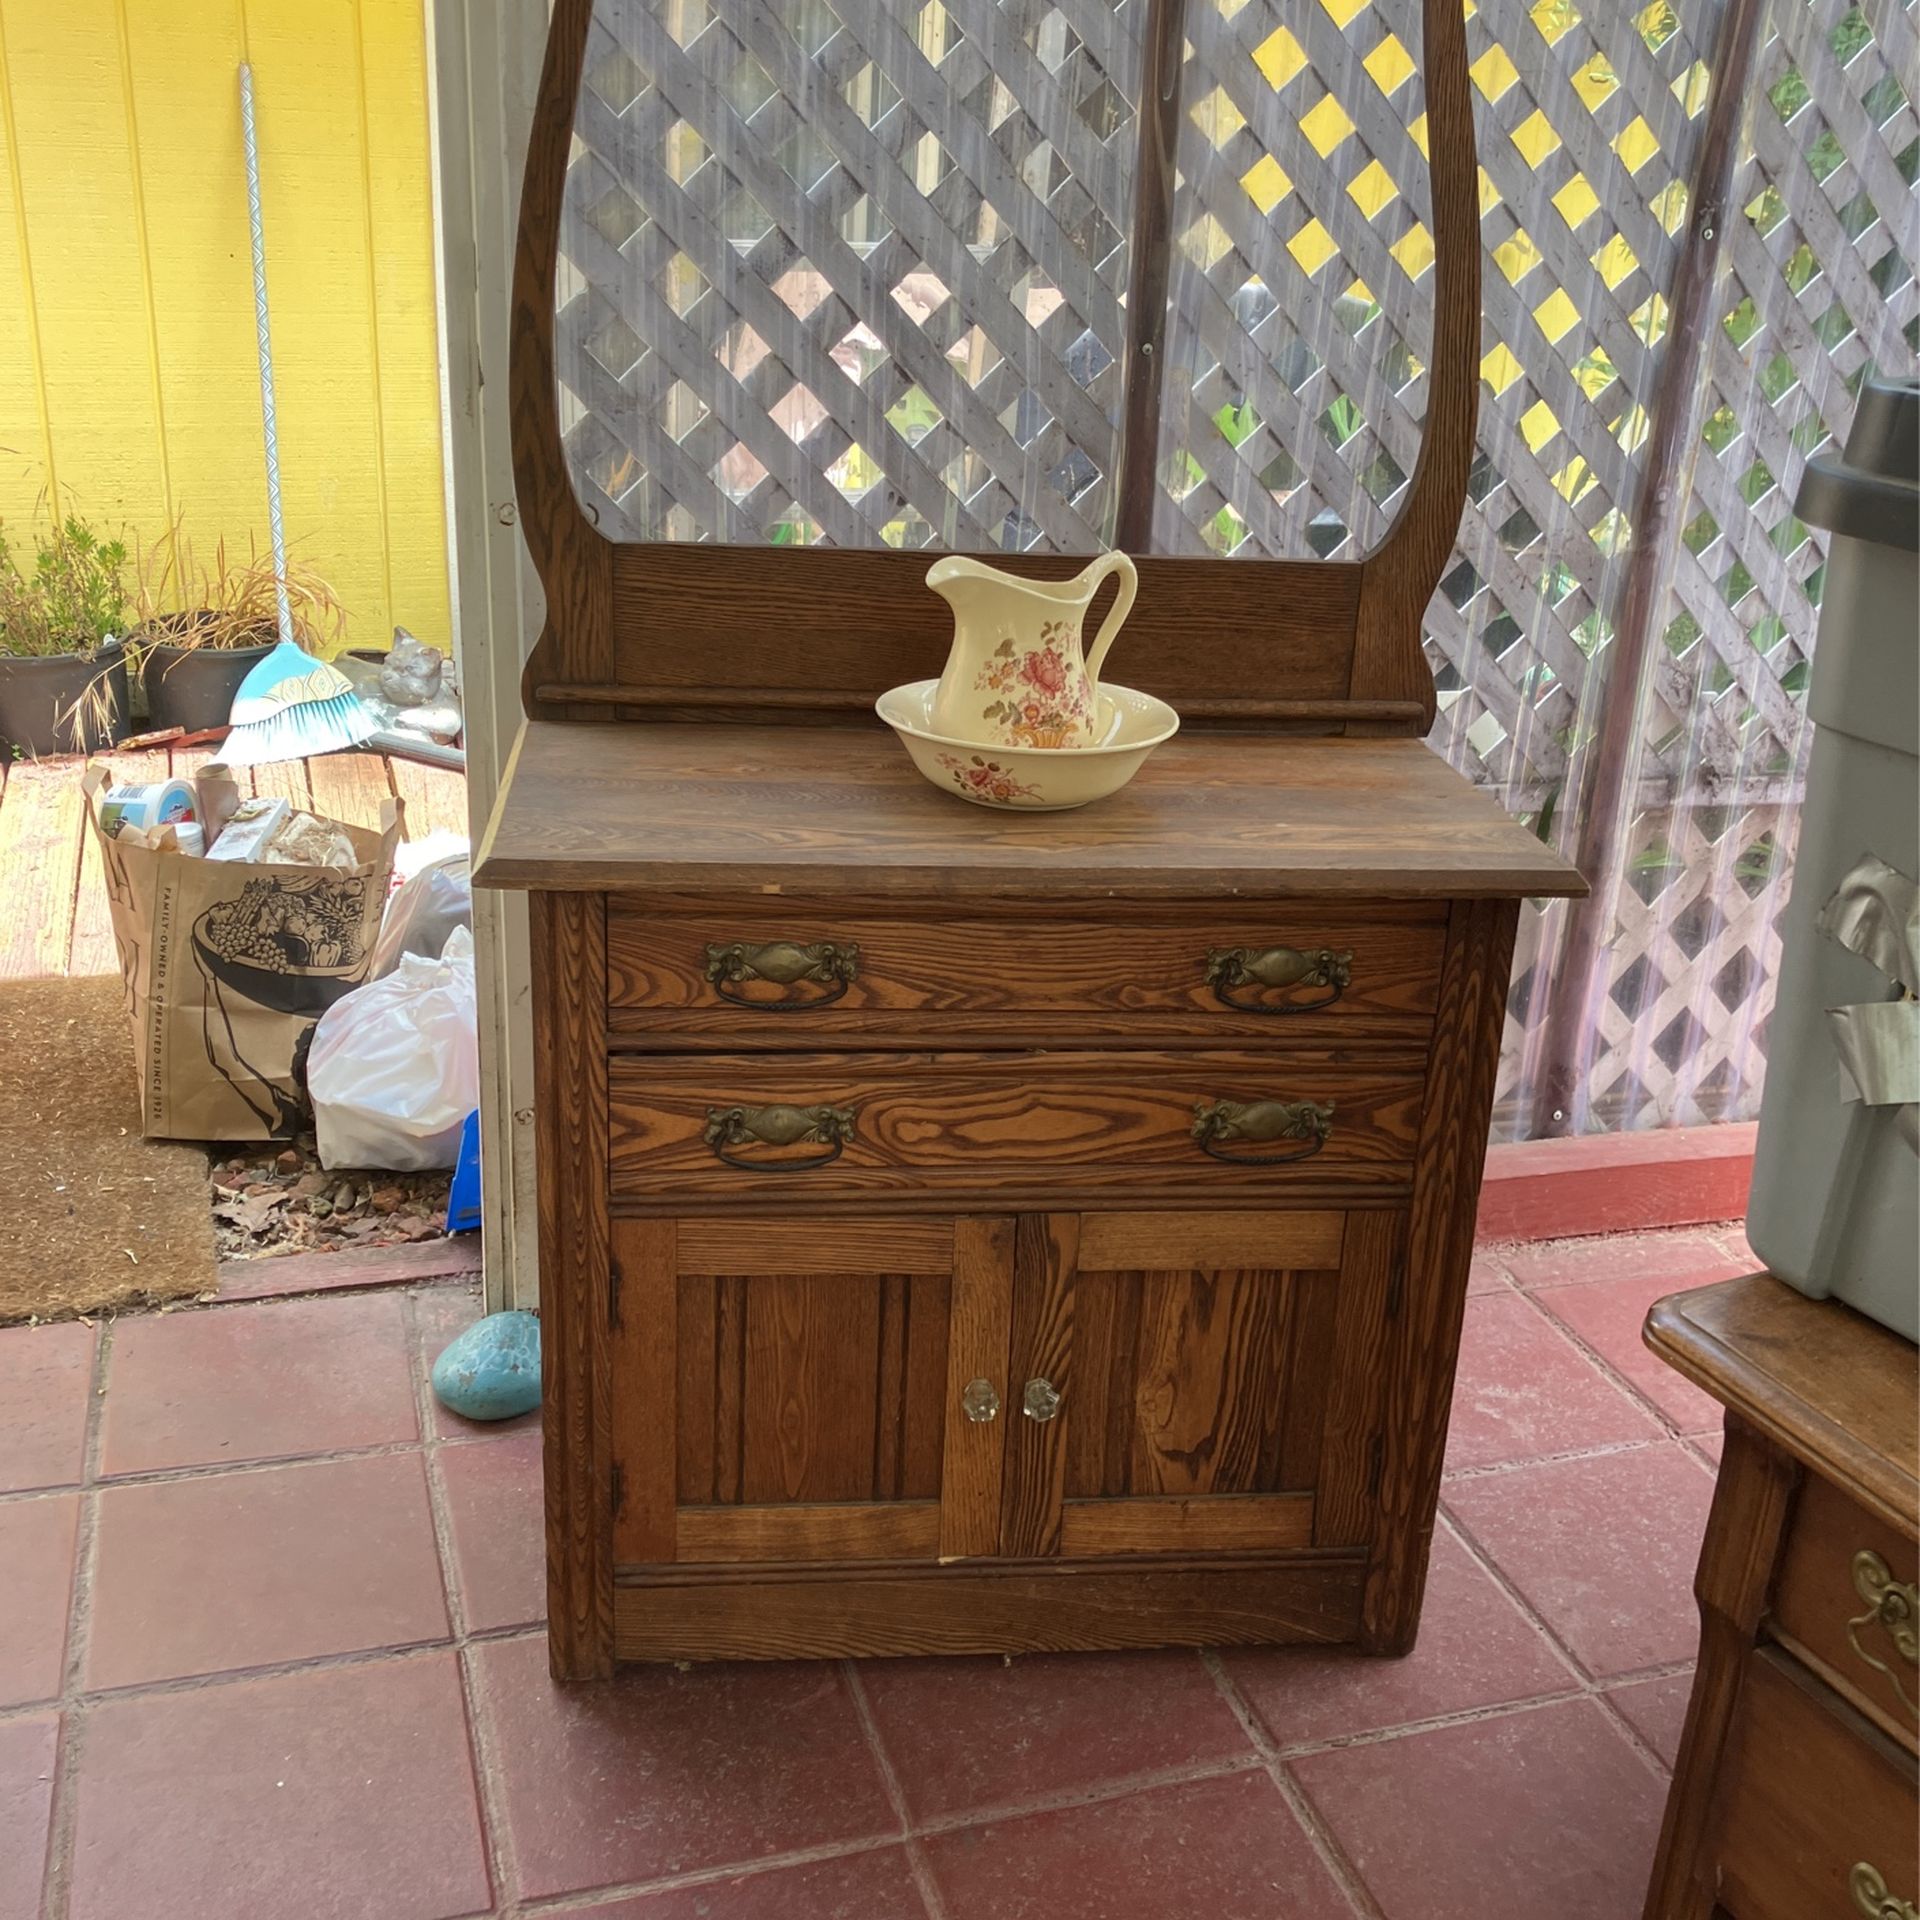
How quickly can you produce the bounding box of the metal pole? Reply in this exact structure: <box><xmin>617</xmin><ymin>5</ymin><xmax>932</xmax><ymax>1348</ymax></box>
<box><xmin>1528</xmin><ymin>0</ymin><xmax>1769</xmax><ymax>1137</ymax></box>
<box><xmin>239</xmin><ymin>63</ymin><xmax>296</xmax><ymax>649</ymax></box>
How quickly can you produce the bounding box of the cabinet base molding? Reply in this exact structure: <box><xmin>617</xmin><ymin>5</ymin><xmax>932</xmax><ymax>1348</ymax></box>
<box><xmin>612</xmin><ymin>1555</ymin><xmax>1367</xmax><ymax>1661</ymax></box>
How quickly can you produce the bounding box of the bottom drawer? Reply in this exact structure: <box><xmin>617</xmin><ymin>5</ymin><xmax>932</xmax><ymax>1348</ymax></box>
<box><xmin>1712</xmin><ymin>1649</ymin><xmax>1918</xmax><ymax>1920</ymax></box>
<box><xmin>606</xmin><ymin>1050</ymin><xmax>1424</xmax><ymax>1199</ymax></box>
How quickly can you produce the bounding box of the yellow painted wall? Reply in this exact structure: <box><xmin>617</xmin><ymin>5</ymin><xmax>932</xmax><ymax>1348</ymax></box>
<box><xmin>0</xmin><ymin>0</ymin><xmax>448</xmax><ymax>654</ymax></box>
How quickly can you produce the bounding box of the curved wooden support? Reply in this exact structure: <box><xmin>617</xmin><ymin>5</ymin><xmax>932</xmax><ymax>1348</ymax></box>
<box><xmin>1348</xmin><ymin>0</ymin><xmax>1481</xmax><ymax>731</ymax></box>
<box><xmin>508</xmin><ymin>0</ymin><xmax>1478</xmax><ymax>732</ymax></box>
<box><xmin>513</xmin><ymin>0</ymin><xmax>610</xmax><ymax>712</ymax></box>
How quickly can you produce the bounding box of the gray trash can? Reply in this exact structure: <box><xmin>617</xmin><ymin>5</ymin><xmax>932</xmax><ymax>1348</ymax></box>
<box><xmin>1746</xmin><ymin>375</ymin><xmax>1919</xmax><ymax>1340</ymax></box>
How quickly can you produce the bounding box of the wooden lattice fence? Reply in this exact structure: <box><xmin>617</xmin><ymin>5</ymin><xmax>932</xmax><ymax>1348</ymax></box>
<box><xmin>554</xmin><ymin>0</ymin><xmax>1920</xmax><ymax>1140</ymax></box>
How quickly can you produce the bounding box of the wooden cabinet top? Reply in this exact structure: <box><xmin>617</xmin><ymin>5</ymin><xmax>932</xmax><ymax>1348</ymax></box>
<box><xmin>473</xmin><ymin>721</ymin><xmax>1586</xmax><ymax>902</ymax></box>
<box><xmin>1647</xmin><ymin>1273</ymin><xmax>1919</xmax><ymax>1533</ymax></box>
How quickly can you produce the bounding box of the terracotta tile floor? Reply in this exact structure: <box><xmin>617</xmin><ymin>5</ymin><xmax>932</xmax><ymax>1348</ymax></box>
<box><xmin>0</xmin><ymin>1221</ymin><xmax>1756</xmax><ymax>1920</ymax></box>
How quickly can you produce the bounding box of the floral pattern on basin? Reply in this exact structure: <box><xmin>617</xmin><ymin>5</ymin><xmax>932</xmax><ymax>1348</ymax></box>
<box><xmin>972</xmin><ymin>625</ymin><xmax>1093</xmax><ymax>749</ymax></box>
<box><xmin>936</xmin><ymin>752</ymin><xmax>1045</xmax><ymax>805</ymax></box>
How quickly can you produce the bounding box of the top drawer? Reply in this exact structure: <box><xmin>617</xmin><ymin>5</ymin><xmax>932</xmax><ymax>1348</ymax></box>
<box><xmin>605</xmin><ymin>902</ymin><xmax>1446</xmax><ymax>1043</ymax></box>
<box><xmin>1771</xmin><ymin>1471</ymin><xmax>1919</xmax><ymax>1752</ymax></box>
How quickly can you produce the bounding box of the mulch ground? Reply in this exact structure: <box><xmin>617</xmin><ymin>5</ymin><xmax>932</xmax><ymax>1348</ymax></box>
<box><xmin>209</xmin><ymin>1128</ymin><xmax>453</xmax><ymax>1261</ymax></box>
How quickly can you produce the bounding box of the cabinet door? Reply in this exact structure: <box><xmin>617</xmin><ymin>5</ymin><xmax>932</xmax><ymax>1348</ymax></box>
<box><xmin>1001</xmin><ymin>1210</ymin><xmax>1399</xmax><ymax>1559</ymax></box>
<box><xmin>609</xmin><ymin>1214</ymin><xmax>1013</xmax><ymax>1567</ymax></box>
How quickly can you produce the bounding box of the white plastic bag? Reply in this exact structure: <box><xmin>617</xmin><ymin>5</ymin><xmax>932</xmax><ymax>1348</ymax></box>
<box><xmin>308</xmin><ymin>926</ymin><xmax>478</xmax><ymax>1170</ymax></box>
<box><xmin>370</xmin><ymin>846</ymin><xmax>471</xmax><ymax>977</ymax></box>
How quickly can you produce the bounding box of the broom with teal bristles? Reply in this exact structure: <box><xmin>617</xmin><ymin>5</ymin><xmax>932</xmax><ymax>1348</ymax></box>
<box><xmin>222</xmin><ymin>63</ymin><xmax>375</xmax><ymax>769</ymax></box>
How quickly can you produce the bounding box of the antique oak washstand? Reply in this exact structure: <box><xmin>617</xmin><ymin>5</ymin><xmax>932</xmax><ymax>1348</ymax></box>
<box><xmin>475</xmin><ymin>0</ymin><xmax>1585</xmax><ymax>1677</ymax></box>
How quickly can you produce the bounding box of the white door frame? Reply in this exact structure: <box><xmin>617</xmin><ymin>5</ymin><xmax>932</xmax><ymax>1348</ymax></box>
<box><xmin>426</xmin><ymin>0</ymin><xmax>550</xmax><ymax>1310</ymax></box>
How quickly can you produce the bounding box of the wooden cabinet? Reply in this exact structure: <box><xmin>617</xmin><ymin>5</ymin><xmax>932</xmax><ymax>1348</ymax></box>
<box><xmin>478</xmin><ymin>724</ymin><xmax>1582</xmax><ymax>1674</ymax></box>
<box><xmin>483</xmin><ymin>0</ymin><xmax>1590</xmax><ymax>1676</ymax></box>
<box><xmin>1641</xmin><ymin>1275</ymin><xmax>1919</xmax><ymax>1920</ymax></box>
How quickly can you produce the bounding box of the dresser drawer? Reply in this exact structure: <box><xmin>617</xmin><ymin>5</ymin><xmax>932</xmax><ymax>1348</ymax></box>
<box><xmin>1711</xmin><ymin>1649</ymin><xmax>1918</xmax><ymax>1920</ymax></box>
<box><xmin>606</xmin><ymin>1050</ymin><xmax>1424</xmax><ymax>1200</ymax></box>
<box><xmin>1771</xmin><ymin>1472</ymin><xmax>1919</xmax><ymax>1751</ymax></box>
<box><xmin>604</xmin><ymin>902</ymin><xmax>1445</xmax><ymax>1043</ymax></box>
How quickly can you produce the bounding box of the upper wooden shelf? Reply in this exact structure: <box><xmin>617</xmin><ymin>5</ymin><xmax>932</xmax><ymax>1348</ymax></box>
<box><xmin>474</xmin><ymin>721</ymin><xmax>1586</xmax><ymax>902</ymax></box>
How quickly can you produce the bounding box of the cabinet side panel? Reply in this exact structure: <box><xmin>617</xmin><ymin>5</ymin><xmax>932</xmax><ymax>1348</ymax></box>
<box><xmin>531</xmin><ymin>888</ymin><xmax>613</xmax><ymax>1679</ymax></box>
<box><xmin>1361</xmin><ymin>897</ymin><xmax>1519</xmax><ymax>1651</ymax></box>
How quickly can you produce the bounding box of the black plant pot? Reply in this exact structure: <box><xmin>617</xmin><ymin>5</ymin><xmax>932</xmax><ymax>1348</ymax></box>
<box><xmin>0</xmin><ymin>644</ymin><xmax>130</xmax><ymax>758</ymax></box>
<box><xmin>140</xmin><ymin>639</ymin><xmax>274</xmax><ymax>735</ymax></box>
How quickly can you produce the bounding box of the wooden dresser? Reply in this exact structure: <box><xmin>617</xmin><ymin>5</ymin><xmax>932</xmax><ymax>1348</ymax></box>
<box><xmin>1643</xmin><ymin>1274</ymin><xmax>1919</xmax><ymax>1920</ymax></box>
<box><xmin>480</xmin><ymin>0</ymin><xmax>1583</xmax><ymax>1675</ymax></box>
<box><xmin>477</xmin><ymin>724</ymin><xmax>1580</xmax><ymax>1673</ymax></box>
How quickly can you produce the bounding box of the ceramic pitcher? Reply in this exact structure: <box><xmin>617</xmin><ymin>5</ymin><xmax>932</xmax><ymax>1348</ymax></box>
<box><xmin>926</xmin><ymin>551</ymin><xmax>1139</xmax><ymax>749</ymax></box>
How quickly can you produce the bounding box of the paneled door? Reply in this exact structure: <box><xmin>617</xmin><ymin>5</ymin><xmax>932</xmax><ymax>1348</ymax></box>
<box><xmin>608</xmin><ymin>1214</ymin><xmax>1014</xmax><ymax>1567</ymax></box>
<box><xmin>1000</xmin><ymin>1210</ymin><xmax>1403</xmax><ymax>1559</ymax></box>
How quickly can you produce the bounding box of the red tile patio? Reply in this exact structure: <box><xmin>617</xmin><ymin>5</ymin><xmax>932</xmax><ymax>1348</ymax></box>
<box><xmin>0</xmin><ymin>1220</ymin><xmax>1752</xmax><ymax>1919</ymax></box>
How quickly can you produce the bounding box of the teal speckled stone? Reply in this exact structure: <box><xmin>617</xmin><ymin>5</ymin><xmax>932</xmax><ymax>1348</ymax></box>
<box><xmin>431</xmin><ymin>1310</ymin><xmax>541</xmax><ymax>1421</ymax></box>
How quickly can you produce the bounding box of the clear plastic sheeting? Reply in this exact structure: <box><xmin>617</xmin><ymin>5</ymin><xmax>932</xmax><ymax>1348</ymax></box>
<box><xmin>550</xmin><ymin>0</ymin><xmax>1920</xmax><ymax>1138</ymax></box>
<box><xmin>558</xmin><ymin>0</ymin><xmax>1143</xmax><ymax>551</ymax></box>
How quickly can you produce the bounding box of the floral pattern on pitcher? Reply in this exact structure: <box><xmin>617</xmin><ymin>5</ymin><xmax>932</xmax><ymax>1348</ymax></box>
<box><xmin>970</xmin><ymin>621</ymin><xmax>1094</xmax><ymax>749</ymax></box>
<box><xmin>936</xmin><ymin>751</ymin><xmax>1044</xmax><ymax>804</ymax></box>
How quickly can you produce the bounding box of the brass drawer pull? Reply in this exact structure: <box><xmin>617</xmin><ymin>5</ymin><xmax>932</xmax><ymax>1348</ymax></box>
<box><xmin>1191</xmin><ymin>1097</ymin><xmax>1335</xmax><ymax>1165</ymax></box>
<box><xmin>703</xmin><ymin>939</ymin><xmax>859</xmax><ymax>1009</ymax></box>
<box><xmin>702</xmin><ymin>1103</ymin><xmax>856</xmax><ymax>1171</ymax></box>
<box><xmin>1851</xmin><ymin>1862</ymin><xmax>1918</xmax><ymax>1920</ymax></box>
<box><xmin>1848</xmin><ymin>1549</ymin><xmax>1919</xmax><ymax>1718</ymax></box>
<box><xmin>1205</xmin><ymin>945</ymin><xmax>1353</xmax><ymax>1014</ymax></box>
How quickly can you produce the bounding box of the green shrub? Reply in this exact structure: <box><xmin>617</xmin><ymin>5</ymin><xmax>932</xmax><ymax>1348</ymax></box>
<box><xmin>0</xmin><ymin>515</ymin><xmax>132</xmax><ymax>657</ymax></box>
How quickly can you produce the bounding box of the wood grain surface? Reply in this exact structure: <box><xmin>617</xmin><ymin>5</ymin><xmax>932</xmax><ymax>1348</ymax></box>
<box><xmin>475</xmin><ymin>723</ymin><xmax>1587</xmax><ymax>901</ymax></box>
<box><xmin>940</xmin><ymin>1216</ymin><xmax>1017</xmax><ymax>1560</ymax></box>
<box><xmin>1709</xmin><ymin>1650</ymin><xmax>1917</xmax><ymax>1920</ymax></box>
<box><xmin>605</xmin><ymin>901</ymin><xmax>1447</xmax><ymax>1041</ymax></box>
<box><xmin>1643</xmin><ymin>1415</ymin><xmax>1800</xmax><ymax>1920</ymax></box>
<box><xmin>606</xmin><ymin>1051</ymin><xmax>1424</xmax><ymax>1199</ymax></box>
<box><xmin>1059</xmin><ymin>1494</ymin><xmax>1315</xmax><ymax>1558</ymax></box>
<box><xmin>609</xmin><ymin>1217</ymin><xmax>677</xmax><ymax>1565</ymax></box>
<box><xmin>611</xmin><ymin>1557</ymin><xmax>1367</xmax><ymax>1660</ymax></box>
<box><xmin>530</xmin><ymin>890</ymin><xmax>613</xmax><ymax>1678</ymax></box>
<box><xmin>1641</xmin><ymin>1276</ymin><xmax>1920</xmax><ymax>1920</ymax></box>
<box><xmin>1064</xmin><ymin>1261</ymin><xmax>1333</xmax><ymax>1502</ymax></box>
<box><xmin>1769</xmin><ymin>1471</ymin><xmax>1920</xmax><ymax>1752</ymax></box>
<box><xmin>1359</xmin><ymin>898</ymin><xmax>1518</xmax><ymax>1648</ymax></box>
<box><xmin>1645</xmin><ymin>1275</ymin><xmax>1920</xmax><ymax>1534</ymax></box>
<box><xmin>1001</xmin><ymin>1213</ymin><xmax>1078</xmax><ymax>1559</ymax></box>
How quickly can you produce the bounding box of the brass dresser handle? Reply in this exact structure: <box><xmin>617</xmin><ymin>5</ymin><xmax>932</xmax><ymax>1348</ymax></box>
<box><xmin>703</xmin><ymin>939</ymin><xmax>859</xmax><ymax>1008</ymax></box>
<box><xmin>1851</xmin><ymin>1862</ymin><xmax>1918</xmax><ymax>1920</ymax></box>
<box><xmin>702</xmin><ymin>1103</ymin><xmax>856</xmax><ymax>1170</ymax></box>
<box><xmin>1848</xmin><ymin>1549</ymin><xmax>1919</xmax><ymax>1718</ymax></box>
<box><xmin>1204</xmin><ymin>945</ymin><xmax>1353</xmax><ymax>1013</ymax></box>
<box><xmin>1191</xmin><ymin>1098</ymin><xmax>1335</xmax><ymax>1165</ymax></box>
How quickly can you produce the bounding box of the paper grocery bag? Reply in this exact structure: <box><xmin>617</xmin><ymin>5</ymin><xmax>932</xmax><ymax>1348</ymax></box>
<box><xmin>85</xmin><ymin>768</ymin><xmax>402</xmax><ymax>1140</ymax></box>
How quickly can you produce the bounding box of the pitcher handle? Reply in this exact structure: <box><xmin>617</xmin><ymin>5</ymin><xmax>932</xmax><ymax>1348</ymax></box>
<box><xmin>1081</xmin><ymin>551</ymin><xmax>1139</xmax><ymax>698</ymax></box>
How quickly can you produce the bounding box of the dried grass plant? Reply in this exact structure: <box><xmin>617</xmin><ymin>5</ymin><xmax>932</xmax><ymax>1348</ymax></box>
<box><xmin>132</xmin><ymin>518</ymin><xmax>347</xmax><ymax>654</ymax></box>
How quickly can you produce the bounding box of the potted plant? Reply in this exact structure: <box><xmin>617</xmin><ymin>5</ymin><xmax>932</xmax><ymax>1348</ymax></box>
<box><xmin>0</xmin><ymin>514</ymin><xmax>133</xmax><ymax>757</ymax></box>
<box><xmin>130</xmin><ymin>523</ymin><xmax>346</xmax><ymax>733</ymax></box>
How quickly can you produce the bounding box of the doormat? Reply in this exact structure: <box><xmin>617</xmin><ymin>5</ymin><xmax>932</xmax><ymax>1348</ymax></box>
<box><xmin>0</xmin><ymin>975</ymin><xmax>216</xmax><ymax>1323</ymax></box>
